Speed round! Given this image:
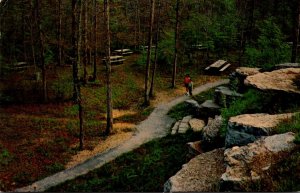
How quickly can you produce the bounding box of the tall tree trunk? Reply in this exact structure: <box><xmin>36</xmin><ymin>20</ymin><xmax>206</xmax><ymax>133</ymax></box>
<box><xmin>92</xmin><ymin>0</ymin><xmax>97</xmax><ymax>80</ymax></box>
<box><xmin>104</xmin><ymin>0</ymin><xmax>113</xmax><ymax>135</ymax></box>
<box><xmin>57</xmin><ymin>0</ymin><xmax>63</xmax><ymax>66</ymax></box>
<box><xmin>149</xmin><ymin>0</ymin><xmax>161</xmax><ymax>98</ymax></box>
<box><xmin>144</xmin><ymin>0</ymin><xmax>155</xmax><ymax>106</ymax></box>
<box><xmin>72</xmin><ymin>0</ymin><xmax>84</xmax><ymax>150</ymax></box>
<box><xmin>35</xmin><ymin>0</ymin><xmax>47</xmax><ymax>102</ymax></box>
<box><xmin>29</xmin><ymin>0</ymin><xmax>36</xmax><ymax>67</ymax></box>
<box><xmin>292</xmin><ymin>1</ymin><xmax>300</xmax><ymax>63</ymax></box>
<box><xmin>172</xmin><ymin>0</ymin><xmax>179</xmax><ymax>88</ymax></box>
<box><xmin>83</xmin><ymin>0</ymin><xmax>88</xmax><ymax>84</ymax></box>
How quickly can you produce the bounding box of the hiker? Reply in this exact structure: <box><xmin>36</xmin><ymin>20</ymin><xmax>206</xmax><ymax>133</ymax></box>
<box><xmin>183</xmin><ymin>74</ymin><xmax>193</xmax><ymax>96</ymax></box>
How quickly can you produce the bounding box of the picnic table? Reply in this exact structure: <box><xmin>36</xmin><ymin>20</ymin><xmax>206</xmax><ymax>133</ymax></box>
<box><xmin>113</xmin><ymin>49</ymin><xmax>133</xmax><ymax>56</ymax></box>
<box><xmin>102</xmin><ymin>55</ymin><xmax>125</xmax><ymax>65</ymax></box>
<box><xmin>205</xmin><ymin>59</ymin><xmax>231</xmax><ymax>72</ymax></box>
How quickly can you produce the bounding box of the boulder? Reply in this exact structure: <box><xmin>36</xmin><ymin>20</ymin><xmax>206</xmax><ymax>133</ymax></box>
<box><xmin>235</xmin><ymin>67</ymin><xmax>261</xmax><ymax>77</ymax></box>
<box><xmin>203</xmin><ymin>115</ymin><xmax>223</xmax><ymax>144</ymax></box>
<box><xmin>187</xmin><ymin>140</ymin><xmax>203</xmax><ymax>157</ymax></box>
<box><xmin>225</xmin><ymin>113</ymin><xmax>294</xmax><ymax>147</ymax></box>
<box><xmin>214</xmin><ymin>86</ymin><xmax>243</xmax><ymax>107</ymax></box>
<box><xmin>178</xmin><ymin>116</ymin><xmax>192</xmax><ymax>134</ymax></box>
<box><xmin>171</xmin><ymin>121</ymin><xmax>181</xmax><ymax>135</ymax></box>
<box><xmin>164</xmin><ymin>148</ymin><xmax>226</xmax><ymax>192</ymax></box>
<box><xmin>185</xmin><ymin>99</ymin><xmax>201</xmax><ymax>117</ymax></box>
<box><xmin>189</xmin><ymin>118</ymin><xmax>205</xmax><ymax>132</ymax></box>
<box><xmin>220</xmin><ymin>132</ymin><xmax>297</xmax><ymax>191</ymax></box>
<box><xmin>197</xmin><ymin>100</ymin><xmax>221</xmax><ymax>118</ymax></box>
<box><xmin>245</xmin><ymin>68</ymin><xmax>300</xmax><ymax>94</ymax></box>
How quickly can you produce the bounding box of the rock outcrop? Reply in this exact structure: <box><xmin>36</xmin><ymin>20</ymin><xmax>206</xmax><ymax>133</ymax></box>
<box><xmin>236</xmin><ymin>67</ymin><xmax>261</xmax><ymax>77</ymax></box>
<box><xmin>202</xmin><ymin>115</ymin><xmax>223</xmax><ymax>143</ymax></box>
<box><xmin>245</xmin><ymin>68</ymin><xmax>300</xmax><ymax>94</ymax></box>
<box><xmin>164</xmin><ymin>148</ymin><xmax>226</xmax><ymax>192</ymax></box>
<box><xmin>178</xmin><ymin>116</ymin><xmax>193</xmax><ymax>134</ymax></box>
<box><xmin>225</xmin><ymin>113</ymin><xmax>294</xmax><ymax>147</ymax></box>
<box><xmin>189</xmin><ymin>118</ymin><xmax>205</xmax><ymax>132</ymax></box>
<box><xmin>220</xmin><ymin>132</ymin><xmax>297</xmax><ymax>191</ymax></box>
<box><xmin>214</xmin><ymin>86</ymin><xmax>243</xmax><ymax>108</ymax></box>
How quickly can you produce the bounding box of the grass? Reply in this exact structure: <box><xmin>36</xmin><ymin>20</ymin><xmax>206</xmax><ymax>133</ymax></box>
<box><xmin>47</xmin><ymin>131</ymin><xmax>199</xmax><ymax>192</ymax></box>
<box><xmin>276</xmin><ymin>112</ymin><xmax>300</xmax><ymax>144</ymax></box>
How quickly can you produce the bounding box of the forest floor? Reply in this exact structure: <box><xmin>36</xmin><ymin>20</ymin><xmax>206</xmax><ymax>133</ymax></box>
<box><xmin>0</xmin><ymin>53</ymin><xmax>225</xmax><ymax>191</ymax></box>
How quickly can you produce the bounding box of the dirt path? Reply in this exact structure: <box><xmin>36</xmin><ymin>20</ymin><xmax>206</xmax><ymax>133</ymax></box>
<box><xmin>15</xmin><ymin>79</ymin><xmax>229</xmax><ymax>192</ymax></box>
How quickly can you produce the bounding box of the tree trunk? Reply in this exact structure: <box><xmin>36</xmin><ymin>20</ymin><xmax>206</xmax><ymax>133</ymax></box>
<box><xmin>57</xmin><ymin>0</ymin><xmax>63</xmax><ymax>66</ymax></box>
<box><xmin>35</xmin><ymin>0</ymin><xmax>47</xmax><ymax>102</ymax></box>
<box><xmin>149</xmin><ymin>0</ymin><xmax>161</xmax><ymax>98</ymax></box>
<box><xmin>29</xmin><ymin>0</ymin><xmax>36</xmax><ymax>67</ymax></box>
<box><xmin>92</xmin><ymin>0</ymin><xmax>97</xmax><ymax>80</ymax></box>
<box><xmin>292</xmin><ymin>1</ymin><xmax>300</xmax><ymax>63</ymax></box>
<box><xmin>144</xmin><ymin>0</ymin><xmax>155</xmax><ymax>106</ymax></box>
<box><xmin>104</xmin><ymin>0</ymin><xmax>113</xmax><ymax>135</ymax></box>
<box><xmin>83</xmin><ymin>0</ymin><xmax>88</xmax><ymax>84</ymax></box>
<box><xmin>72</xmin><ymin>0</ymin><xmax>84</xmax><ymax>150</ymax></box>
<box><xmin>172</xmin><ymin>0</ymin><xmax>179</xmax><ymax>88</ymax></box>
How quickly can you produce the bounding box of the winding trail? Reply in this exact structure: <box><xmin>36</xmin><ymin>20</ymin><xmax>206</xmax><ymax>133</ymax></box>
<box><xmin>15</xmin><ymin>79</ymin><xmax>229</xmax><ymax>192</ymax></box>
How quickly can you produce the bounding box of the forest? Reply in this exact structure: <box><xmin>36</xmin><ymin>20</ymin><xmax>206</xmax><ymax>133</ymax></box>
<box><xmin>0</xmin><ymin>0</ymin><xmax>300</xmax><ymax>192</ymax></box>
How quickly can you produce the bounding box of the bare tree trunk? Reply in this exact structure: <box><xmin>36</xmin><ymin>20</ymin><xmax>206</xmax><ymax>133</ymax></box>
<box><xmin>57</xmin><ymin>0</ymin><xmax>63</xmax><ymax>66</ymax></box>
<box><xmin>104</xmin><ymin>0</ymin><xmax>113</xmax><ymax>135</ymax></box>
<box><xmin>35</xmin><ymin>0</ymin><xmax>47</xmax><ymax>102</ymax></box>
<box><xmin>292</xmin><ymin>1</ymin><xmax>300</xmax><ymax>63</ymax></box>
<box><xmin>144</xmin><ymin>0</ymin><xmax>155</xmax><ymax>106</ymax></box>
<box><xmin>92</xmin><ymin>0</ymin><xmax>97</xmax><ymax>80</ymax></box>
<box><xmin>29</xmin><ymin>0</ymin><xmax>36</xmax><ymax>67</ymax></box>
<box><xmin>149</xmin><ymin>0</ymin><xmax>161</xmax><ymax>97</ymax></box>
<box><xmin>72</xmin><ymin>0</ymin><xmax>84</xmax><ymax>150</ymax></box>
<box><xmin>172</xmin><ymin>0</ymin><xmax>179</xmax><ymax>88</ymax></box>
<box><xmin>83</xmin><ymin>0</ymin><xmax>88</xmax><ymax>84</ymax></box>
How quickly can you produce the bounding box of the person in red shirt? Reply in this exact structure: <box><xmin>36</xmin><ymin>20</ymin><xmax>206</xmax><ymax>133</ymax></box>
<box><xmin>183</xmin><ymin>74</ymin><xmax>193</xmax><ymax>96</ymax></box>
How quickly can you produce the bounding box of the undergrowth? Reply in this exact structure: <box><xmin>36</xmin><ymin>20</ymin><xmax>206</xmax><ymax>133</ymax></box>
<box><xmin>46</xmin><ymin>131</ymin><xmax>198</xmax><ymax>192</ymax></box>
<box><xmin>276</xmin><ymin>112</ymin><xmax>300</xmax><ymax>144</ymax></box>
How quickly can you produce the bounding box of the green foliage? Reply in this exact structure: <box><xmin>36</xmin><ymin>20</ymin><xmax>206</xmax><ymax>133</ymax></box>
<box><xmin>244</xmin><ymin>18</ymin><xmax>291</xmax><ymax>70</ymax></box>
<box><xmin>51</xmin><ymin>75</ymin><xmax>73</xmax><ymax>101</ymax></box>
<box><xmin>0</xmin><ymin>148</ymin><xmax>14</xmax><ymax>166</ymax></box>
<box><xmin>47</xmin><ymin>132</ymin><xmax>199</xmax><ymax>192</ymax></box>
<box><xmin>46</xmin><ymin>162</ymin><xmax>65</xmax><ymax>173</ymax></box>
<box><xmin>64</xmin><ymin>104</ymin><xmax>79</xmax><ymax>117</ymax></box>
<box><xmin>157</xmin><ymin>30</ymin><xmax>175</xmax><ymax>67</ymax></box>
<box><xmin>168</xmin><ymin>102</ymin><xmax>191</xmax><ymax>121</ymax></box>
<box><xmin>276</xmin><ymin>113</ymin><xmax>300</xmax><ymax>144</ymax></box>
<box><xmin>220</xmin><ymin>89</ymin><xmax>266</xmax><ymax>136</ymax></box>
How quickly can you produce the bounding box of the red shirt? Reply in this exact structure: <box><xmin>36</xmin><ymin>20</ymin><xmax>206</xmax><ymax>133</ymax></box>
<box><xmin>184</xmin><ymin>76</ymin><xmax>191</xmax><ymax>84</ymax></box>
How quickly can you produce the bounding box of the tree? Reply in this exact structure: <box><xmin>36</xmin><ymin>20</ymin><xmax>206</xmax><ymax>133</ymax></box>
<box><xmin>35</xmin><ymin>0</ymin><xmax>47</xmax><ymax>102</ymax></box>
<box><xmin>172</xmin><ymin>0</ymin><xmax>179</xmax><ymax>88</ymax></box>
<box><xmin>144</xmin><ymin>0</ymin><xmax>156</xmax><ymax>106</ymax></box>
<box><xmin>104</xmin><ymin>0</ymin><xmax>113</xmax><ymax>135</ymax></box>
<box><xmin>71</xmin><ymin>0</ymin><xmax>84</xmax><ymax>150</ymax></box>
<box><xmin>92</xmin><ymin>0</ymin><xmax>97</xmax><ymax>80</ymax></box>
<box><xmin>291</xmin><ymin>0</ymin><xmax>300</xmax><ymax>63</ymax></box>
<box><xmin>149</xmin><ymin>0</ymin><xmax>161</xmax><ymax>98</ymax></box>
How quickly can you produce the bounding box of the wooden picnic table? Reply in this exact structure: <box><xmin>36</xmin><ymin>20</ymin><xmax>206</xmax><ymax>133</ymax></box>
<box><xmin>102</xmin><ymin>55</ymin><xmax>125</xmax><ymax>65</ymax></box>
<box><xmin>113</xmin><ymin>49</ymin><xmax>133</xmax><ymax>55</ymax></box>
<box><xmin>205</xmin><ymin>59</ymin><xmax>231</xmax><ymax>72</ymax></box>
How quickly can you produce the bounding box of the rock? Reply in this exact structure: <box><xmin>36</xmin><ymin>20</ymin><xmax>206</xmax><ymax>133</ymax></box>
<box><xmin>197</xmin><ymin>100</ymin><xmax>221</xmax><ymax>118</ymax></box>
<box><xmin>235</xmin><ymin>67</ymin><xmax>261</xmax><ymax>77</ymax></box>
<box><xmin>187</xmin><ymin>141</ymin><xmax>203</xmax><ymax>157</ymax></box>
<box><xmin>189</xmin><ymin>118</ymin><xmax>205</xmax><ymax>132</ymax></box>
<box><xmin>225</xmin><ymin>113</ymin><xmax>294</xmax><ymax>147</ymax></box>
<box><xmin>220</xmin><ymin>132</ymin><xmax>297</xmax><ymax>191</ymax></box>
<box><xmin>203</xmin><ymin>115</ymin><xmax>223</xmax><ymax>143</ymax></box>
<box><xmin>171</xmin><ymin>121</ymin><xmax>181</xmax><ymax>135</ymax></box>
<box><xmin>164</xmin><ymin>148</ymin><xmax>226</xmax><ymax>192</ymax></box>
<box><xmin>185</xmin><ymin>99</ymin><xmax>201</xmax><ymax>108</ymax></box>
<box><xmin>214</xmin><ymin>86</ymin><xmax>243</xmax><ymax>107</ymax></box>
<box><xmin>178</xmin><ymin>116</ymin><xmax>192</xmax><ymax>134</ymax></box>
<box><xmin>245</xmin><ymin>68</ymin><xmax>300</xmax><ymax>94</ymax></box>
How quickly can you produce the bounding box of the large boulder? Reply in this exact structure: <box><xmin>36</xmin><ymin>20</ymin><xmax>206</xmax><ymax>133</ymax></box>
<box><xmin>274</xmin><ymin>63</ymin><xmax>300</xmax><ymax>70</ymax></box>
<box><xmin>178</xmin><ymin>115</ymin><xmax>192</xmax><ymax>134</ymax></box>
<box><xmin>225</xmin><ymin>113</ymin><xmax>294</xmax><ymax>147</ymax></box>
<box><xmin>189</xmin><ymin>118</ymin><xmax>205</xmax><ymax>132</ymax></box>
<box><xmin>202</xmin><ymin>115</ymin><xmax>223</xmax><ymax>150</ymax></box>
<box><xmin>245</xmin><ymin>68</ymin><xmax>300</xmax><ymax>94</ymax></box>
<box><xmin>164</xmin><ymin>148</ymin><xmax>226</xmax><ymax>192</ymax></box>
<box><xmin>229</xmin><ymin>67</ymin><xmax>261</xmax><ymax>92</ymax></box>
<box><xmin>220</xmin><ymin>132</ymin><xmax>297</xmax><ymax>191</ymax></box>
<box><xmin>214</xmin><ymin>86</ymin><xmax>243</xmax><ymax>107</ymax></box>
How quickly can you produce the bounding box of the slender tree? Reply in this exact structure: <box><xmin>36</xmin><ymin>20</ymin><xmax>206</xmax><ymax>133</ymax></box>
<box><xmin>172</xmin><ymin>0</ymin><xmax>180</xmax><ymax>88</ymax></box>
<box><xmin>144</xmin><ymin>0</ymin><xmax>156</xmax><ymax>106</ymax></box>
<box><xmin>104</xmin><ymin>0</ymin><xmax>113</xmax><ymax>135</ymax></box>
<box><xmin>292</xmin><ymin>0</ymin><xmax>300</xmax><ymax>63</ymax></box>
<box><xmin>92</xmin><ymin>0</ymin><xmax>97</xmax><ymax>80</ymax></box>
<box><xmin>149</xmin><ymin>0</ymin><xmax>161</xmax><ymax>97</ymax></box>
<box><xmin>35</xmin><ymin>0</ymin><xmax>47</xmax><ymax>102</ymax></box>
<box><xmin>57</xmin><ymin>0</ymin><xmax>63</xmax><ymax>66</ymax></box>
<box><xmin>83</xmin><ymin>0</ymin><xmax>88</xmax><ymax>84</ymax></box>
